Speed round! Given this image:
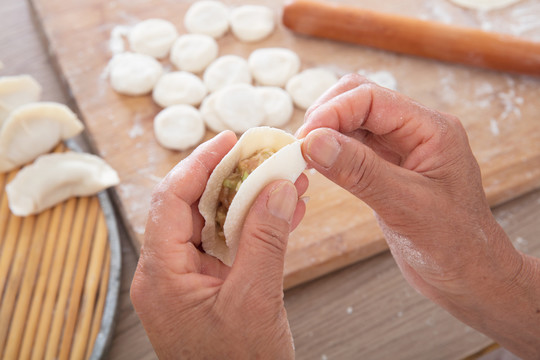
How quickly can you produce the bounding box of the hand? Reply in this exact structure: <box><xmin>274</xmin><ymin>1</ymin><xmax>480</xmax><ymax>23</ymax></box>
<box><xmin>131</xmin><ymin>131</ymin><xmax>308</xmax><ymax>359</ymax></box>
<box><xmin>297</xmin><ymin>74</ymin><xmax>540</xmax><ymax>359</ymax></box>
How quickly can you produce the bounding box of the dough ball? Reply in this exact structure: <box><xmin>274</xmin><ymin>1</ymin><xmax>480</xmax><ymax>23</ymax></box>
<box><xmin>109</xmin><ymin>52</ymin><xmax>163</xmax><ymax>96</ymax></box>
<box><xmin>448</xmin><ymin>0</ymin><xmax>521</xmax><ymax>10</ymax></box>
<box><xmin>203</xmin><ymin>55</ymin><xmax>252</xmax><ymax>93</ymax></box>
<box><xmin>184</xmin><ymin>1</ymin><xmax>229</xmax><ymax>39</ymax></box>
<box><xmin>286</xmin><ymin>68</ymin><xmax>338</xmax><ymax>110</ymax></box>
<box><xmin>153</xmin><ymin>105</ymin><xmax>206</xmax><ymax>151</ymax></box>
<box><xmin>230</xmin><ymin>5</ymin><xmax>275</xmax><ymax>42</ymax></box>
<box><xmin>200</xmin><ymin>92</ymin><xmax>228</xmax><ymax>133</ymax></box>
<box><xmin>170</xmin><ymin>34</ymin><xmax>219</xmax><ymax>73</ymax></box>
<box><xmin>128</xmin><ymin>19</ymin><xmax>178</xmax><ymax>59</ymax></box>
<box><xmin>214</xmin><ymin>84</ymin><xmax>264</xmax><ymax>133</ymax></box>
<box><xmin>257</xmin><ymin>86</ymin><xmax>294</xmax><ymax>127</ymax></box>
<box><xmin>248</xmin><ymin>48</ymin><xmax>300</xmax><ymax>87</ymax></box>
<box><xmin>152</xmin><ymin>71</ymin><xmax>208</xmax><ymax>107</ymax></box>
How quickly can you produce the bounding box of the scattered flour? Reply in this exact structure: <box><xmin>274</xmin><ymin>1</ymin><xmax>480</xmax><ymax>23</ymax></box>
<box><xmin>109</xmin><ymin>25</ymin><xmax>131</xmax><ymax>55</ymax></box>
<box><xmin>489</xmin><ymin>119</ymin><xmax>500</xmax><ymax>136</ymax></box>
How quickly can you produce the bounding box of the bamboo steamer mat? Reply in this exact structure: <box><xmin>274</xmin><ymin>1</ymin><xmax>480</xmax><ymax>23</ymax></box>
<box><xmin>0</xmin><ymin>143</ymin><xmax>121</xmax><ymax>360</ymax></box>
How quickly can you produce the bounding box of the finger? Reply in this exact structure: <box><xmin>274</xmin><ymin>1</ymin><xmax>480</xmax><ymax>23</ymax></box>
<box><xmin>295</xmin><ymin>172</ymin><xmax>309</xmax><ymax>197</ymax></box>
<box><xmin>298</xmin><ymin>82</ymin><xmax>448</xmax><ymax>167</ymax></box>
<box><xmin>298</xmin><ymin>73</ymin><xmax>372</xmax><ymax>135</ymax></box>
<box><xmin>302</xmin><ymin>128</ymin><xmax>420</xmax><ymax>215</ymax></box>
<box><xmin>224</xmin><ymin>180</ymin><xmax>299</xmax><ymax>299</ymax></box>
<box><xmin>145</xmin><ymin>131</ymin><xmax>237</xmax><ymax>251</ymax></box>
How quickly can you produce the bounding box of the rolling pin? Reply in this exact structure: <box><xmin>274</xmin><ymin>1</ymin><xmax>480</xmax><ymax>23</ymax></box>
<box><xmin>282</xmin><ymin>0</ymin><xmax>540</xmax><ymax>76</ymax></box>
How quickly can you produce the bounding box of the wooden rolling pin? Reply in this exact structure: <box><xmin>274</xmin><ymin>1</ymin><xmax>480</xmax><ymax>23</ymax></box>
<box><xmin>282</xmin><ymin>0</ymin><xmax>540</xmax><ymax>76</ymax></box>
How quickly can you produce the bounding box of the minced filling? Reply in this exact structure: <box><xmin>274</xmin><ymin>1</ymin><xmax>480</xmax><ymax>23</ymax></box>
<box><xmin>215</xmin><ymin>148</ymin><xmax>275</xmax><ymax>242</ymax></box>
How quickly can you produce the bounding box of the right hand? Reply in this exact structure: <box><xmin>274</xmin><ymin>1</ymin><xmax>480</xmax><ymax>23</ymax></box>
<box><xmin>297</xmin><ymin>74</ymin><xmax>539</xmax><ymax>359</ymax></box>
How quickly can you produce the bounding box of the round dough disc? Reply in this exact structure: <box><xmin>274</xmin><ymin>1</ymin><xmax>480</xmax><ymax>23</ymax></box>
<box><xmin>109</xmin><ymin>52</ymin><xmax>163</xmax><ymax>96</ymax></box>
<box><xmin>153</xmin><ymin>105</ymin><xmax>206</xmax><ymax>151</ymax></box>
<box><xmin>286</xmin><ymin>68</ymin><xmax>339</xmax><ymax>110</ymax></box>
<box><xmin>152</xmin><ymin>71</ymin><xmax>208</xmax><ymax>107</ymax></box>
<box><xmin>214</xmin><ymin>84</ymin><xmax>264</xmax><ymax>133</ymax></box>
<box><xmin>257</xmin><ymin>86</ymin><xmax>294</xmax><ymax>127</ymax></box>
<box><xmin>230</xmin><ymin>5</ymin><xmax>275</xmax><ymax>42</ymax></box>
<box><xmin>128</xmin><ymin>19</ymin><xmax>178</xmax><ymax>59</ymax></box>
<box><xmin>248</xmin><ymin>48</ymin><xmax>300</xmax><ymax>87</ymax></box>
<box><xmin>200</xmin><ymin>92</ymin><xmax>229</xmax><ymax>133</ymax></box>
<box><xmin>170</xmin><ymin>34</ymin><xmax>218</xmax><ymax>73</ymax></box>
<box><xmin>203</xmin><ymin>55</ymin><xmax>252</xmax><ymax>93</ymax></box>
<box><xmin>448</xmin><ymin>0</ymin><xmax>521</xmax><ymax>10</ymax></box>
<box><xmin>184</xmin><ymin>1</ymin><xmax>229</xmax><ymax>39</ymax></box>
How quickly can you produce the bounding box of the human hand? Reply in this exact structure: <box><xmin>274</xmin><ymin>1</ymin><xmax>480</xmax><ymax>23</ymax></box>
<box><xmin>131</xmin><ymin>131</ymin><xmax>308</xmax><ymax>359</ymax></box>
<box><xmin>297</xmin><ymin>74</ymin><xmax>539</xmax><ymax>359</ymax></box>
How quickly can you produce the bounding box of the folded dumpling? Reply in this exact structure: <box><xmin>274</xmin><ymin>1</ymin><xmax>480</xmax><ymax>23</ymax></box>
<box><xmin>0</xmin><ymin>102</ymin><xmax>84</xmax><ymax>173</ymax></box>
<box><xmin>6</xmin><ymin>152</ymin><xmax>120</xmax><ymax>216</ymax></box>
<box><xmin>199</xmin><ymin>127</ymin><xmax>306</xmax><ymax>266</ymax></box>
<box><xmin>0</xmin><ymin>75</ymin><xmax>42</xmax><ymax>127</ymax></box>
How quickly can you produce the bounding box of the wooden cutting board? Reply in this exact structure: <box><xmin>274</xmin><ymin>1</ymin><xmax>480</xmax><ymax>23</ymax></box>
<box><xmin>30</xmin><ymin>0</ymin><xmax>540</xmax><ymax>288</ymax></box>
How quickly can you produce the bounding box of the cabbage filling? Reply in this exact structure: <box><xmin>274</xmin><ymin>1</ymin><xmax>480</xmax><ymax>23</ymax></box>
<box><xmin>215</xmin><ymin>148</ymin><xmax>275</xmax><ymax>242</ymax></box>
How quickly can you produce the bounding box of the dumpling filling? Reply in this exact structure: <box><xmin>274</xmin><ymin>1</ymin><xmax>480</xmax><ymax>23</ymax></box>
<box><xmin>215</xmin><ymin>148</ymin><xmax>275</xmax><ymax>243</ymax></box>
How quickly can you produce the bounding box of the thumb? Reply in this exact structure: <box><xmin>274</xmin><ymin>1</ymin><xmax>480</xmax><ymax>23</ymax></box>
<box><xmin>226</xmin><ymin>180</ymin><xmax>298</xmax><ymax>298</ymax></box>
<box><xmin>302</xmin><ymin>127</ymin><xmax>412</xmax><ymax>215</ymax></box>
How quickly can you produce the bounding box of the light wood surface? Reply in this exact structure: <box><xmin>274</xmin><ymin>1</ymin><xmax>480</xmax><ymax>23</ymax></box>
<box><xmin>2</xmin><ymin>0</ymin><xmax>540</xmax><ymax>359</ymax></box>
<box><xmin>27</xmin><ymin>0</ymin><xmax>540</xmax><ymax>290</ymax></box>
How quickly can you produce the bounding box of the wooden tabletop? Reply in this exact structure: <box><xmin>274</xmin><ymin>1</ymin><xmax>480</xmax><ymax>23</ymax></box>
<box><xmin>2</xmin><ymin>1</ymin><xmax>538</xmax><ymax>359</ymax></box>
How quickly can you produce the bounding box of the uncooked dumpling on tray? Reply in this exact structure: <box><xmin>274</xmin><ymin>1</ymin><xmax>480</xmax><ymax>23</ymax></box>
<box><xmin>0</xmin><ymin>75</ymin><xmax>42</xmax><ymax>126</ymax></box>
<box><xmin>199</xmin><ymin>127</ymin><xmax>306</xmax><ymax>266</ymax></box>
<box><xmin>0</xmin><ymin>102</ymin><xmax>84</xmax><ymax>173</ymax></box>
<box><xmin>6</xmin><ymin>152</ymin><xmax>120</xmax><ymax>216</ymax></box>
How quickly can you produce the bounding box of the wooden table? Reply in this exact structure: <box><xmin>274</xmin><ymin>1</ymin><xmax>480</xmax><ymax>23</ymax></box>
<box><xmin>2</xmin><ymin>1</ymin><xmax>538</xmax><ymax>359</ymax></box>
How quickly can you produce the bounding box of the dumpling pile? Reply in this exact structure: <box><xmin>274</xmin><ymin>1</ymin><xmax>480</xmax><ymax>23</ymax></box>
<box><xmin>0</xmin><ymin>72</ymin><xmax>119</xmax><ymax>216</ymax></box>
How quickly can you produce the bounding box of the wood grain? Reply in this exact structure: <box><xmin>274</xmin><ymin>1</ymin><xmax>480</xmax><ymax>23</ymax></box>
<box><xmin>28</xmin><ymin>0</ymin><xmax>540</xmax><ymax>289</ymax></box>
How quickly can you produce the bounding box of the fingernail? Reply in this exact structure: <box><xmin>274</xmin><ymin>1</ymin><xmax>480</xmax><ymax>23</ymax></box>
<box><xmin>267</xmin><ymin>182</ymin><xmax>297</xmax><ymax>221</ymax></box>
<box><xmin>305</xmin><ymin>132</ymin><xmax>340</xmax><ymax>168</ymax></box>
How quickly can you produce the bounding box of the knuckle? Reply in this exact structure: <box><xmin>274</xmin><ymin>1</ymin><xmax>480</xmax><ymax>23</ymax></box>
<box><xmin>337</xmin><ymin>144</ymin><xmax>376</xmax><ymax>197</ymax></box>
<box><xmin>249</xmin><ymin>222</ymin><xmax>288</xmax><ymax>255</ymax></box>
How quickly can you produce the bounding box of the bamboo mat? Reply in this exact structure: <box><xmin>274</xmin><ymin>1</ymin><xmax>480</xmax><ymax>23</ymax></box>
<box><xmin>0</xmin><ymin>144</ymin><xmax>117</xmax><ymax>359</ymax></box>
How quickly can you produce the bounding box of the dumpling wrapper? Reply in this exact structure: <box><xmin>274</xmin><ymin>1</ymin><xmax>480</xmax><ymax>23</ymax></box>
<box><xmin>0</xmin><ymin>102</ymin><xmax>84</xmax><ymax>173</ymax></box>
<box><xmin>199</xmin><ymin>127</ymin><xmax>307</xmax><ymax>266</ymax></box>
<box><xmin>6</xmin><ymin>152</ymin><xmax>120</xmax><ymax>216</ymax></box>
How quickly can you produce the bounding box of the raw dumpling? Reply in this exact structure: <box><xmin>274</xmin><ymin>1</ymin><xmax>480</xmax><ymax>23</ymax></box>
<box><xmin>0</xmin><ymin>102</ymin><xmax>84</xmax><ymax>173</ymax></box>
<box><xmin>0</xmin><ymin>75</ymin><xmax>42</xmax><ymax>127</ymax></box>
<box><xmin>6</xmin><ymin>152</ymin><xmax>120</xmax><ymax>216</ymax></box>
<box><xmin>199</xmin><ymin>127</ymin><xmax>306</xmax><ymax>265</ymax></box>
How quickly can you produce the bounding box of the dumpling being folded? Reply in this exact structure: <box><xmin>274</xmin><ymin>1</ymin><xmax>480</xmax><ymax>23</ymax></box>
<box><xmin>0</xmin><ymin>102</ymin><xmax>84</xmax><ymax>173</ymax></box>
<box><xmin>199</xmin><ymin>127</ymin><xmax>306</xmax><ymax>266</ymax></box>
<box><xmin>6</xmin><ymin>152</ymin><xmax>120</xmax><ymax>216</ymax></box>
<box><xmin>0</xmin><ymin>75</ymin><xmax>42</xmax><ymax>127</ymax></box>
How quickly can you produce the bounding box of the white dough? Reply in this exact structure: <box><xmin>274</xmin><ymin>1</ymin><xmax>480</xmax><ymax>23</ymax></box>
<box><xmin>257</xmin><ymin>86</ymin><xmax>294</xmax><ymax>127</ymax></box>
<box><xmin>214</xmin><ymin>84</ymin><xmax>264</xmax><ymax>133</ymax></box>
<box><xmin>286</xmin><ymin>68</ymin><xmax>339</xmax><ymax>110</ymax></box>
<box><xmin>109</xmin><ymin>52</ymin><xmax>163</xmax><ymax>96</ymax></box>
<box><xmin>230</xmin><ymin>5</ymin><xmax>275</xmax><ymax>42</ymax></box>
<box><xmin>203</xmin><ymin>55</ymin><xmax>252</xmax><ymax>93</ymax></box>
<box><xmin>153</xmin><ymin>105</ymin><xmax>206</xmax><ymax>151</ymax></box>
<box><xmin>128</xmin><ymin>19</ymin><xmax>178</xmax><ymax>59</ymax></box>
<box><xmin>200</xmin><ymin>92</ymin><xmax>228</xmax><ymax>133</ymax></box>
<box><xmin>199</xmin><ymin>127</ymin><xmax>306</xmax><ymax>265</ymax></box>
<box><xmin>152</xmin><ymin>71</ymin><xmax>208</xmax><ymax>107</ymax></box>
<box><xmin>0</xmin><ymin>75</ymin><xmax>42</xmax><ymax>127</ymax></box>
<box><xmin>170</xmin><ymin>34</ymin><xmax>218</xmax><ymax>73</ymax></box>
<box><xmin>448</xmin><ymin>0</ymin><xmax>521</xmax><ymax>10</ymax></box>
<box><xmin>0</xmin><ymin>102</ymin><xmax>84</xmax><ymax>173</ymax></box>
<box><xmin>184</xmin><ymin>1</ymin><xmax>229</xmax><ymax>39</ymax></box>
<box><xmin>6</xmin><ymin>152</ymin><xmax>119</xmax><ymax>216</ymax></box>
<box><xmin>248</xmin><ymin>48</ymin><xmax>301</xmax><ymax>87</ymax></box>
<box><xmin>360</xmin><ymin>70</ymin><xmax>398</xmax><ymax>91</ymax></box>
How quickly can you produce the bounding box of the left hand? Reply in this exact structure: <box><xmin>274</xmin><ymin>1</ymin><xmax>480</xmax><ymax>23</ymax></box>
<box><xmin>131</xmin><ymin>131</ymin><xmax>308</xmax><ymax>359</ymax></box>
